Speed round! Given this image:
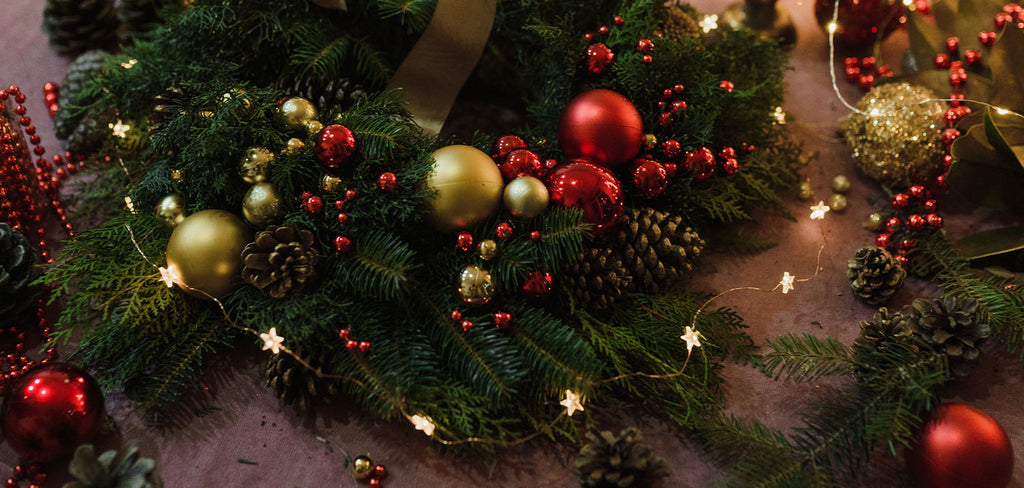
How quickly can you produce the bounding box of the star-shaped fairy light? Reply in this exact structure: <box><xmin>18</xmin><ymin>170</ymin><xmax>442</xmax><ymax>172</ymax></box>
<box><xmin>779</xmin><ymin>272</ymin><xmax>796</xmax><ymax>294</ymax></box>
<box><xmin>411</xmin><ymin>414</ymin><xmax>436</xmax><ymax>436</ymax></box>
<box><xmin>158</xmin><ymin>265</ymin><xmax>182</xmax><ymax>288</ymax></box>
<box><xmin>109</xmin><ymin>119</ymin><xmax>131</xmax><ymax>138</ymax></box>
<box><xmin>680</xmin><ymin>326</ymin><xmax>702</xmax><ymax>353</ymax></box>
<box><xmin>700</xmin><ymin>14</ymin><xmax>718</xmax><ymax>33</ymax></box>
<box><xmin>260</xmin><ymin>327</ymin><xmax>285</xmax><ymax>354</ymax></box>
<box><xmin>120</xmin><ymin>58</ymin><xmax>138</xmax><ymax>69</ymax></box>
<box><xmin>560</xmin><ymin>389</ymin><xmax>585</xmax><ymax>417</ymax></box>
<box><xmin>809</xmin><ymin>201</ymin><xmax>830</xmax><ymax>220</ymax></box>
<box><xmin>772</xmin><ymin>106</ymin><xmax>787</xmax><ymax>125</ymax></box>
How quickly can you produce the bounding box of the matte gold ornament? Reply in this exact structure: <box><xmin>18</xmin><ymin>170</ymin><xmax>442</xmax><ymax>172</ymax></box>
<box><xmin>831</xmin><ymin>174</ymin><xmax>851</xmax><ymax>193</ymax></box>
<box><xmin>828</xmin><ymin>193</ymin><xmax>848</xmax><ymax>212</ymax></box>
<box><xmin>239</xmin><ymin>147</ymin><xmax>274</xmax><ymax>184</ymax></box>
<box><xmin>503</xmin><ymin>175</ymin><xmax>549</xmax><ymax>219</ymax></box>
<box><xmin>277</xmin><ymin>97</ymin><xmax>319</xmax><ymax>132</ymax></box>
<box><xmin>350</xmin><ymin>455</ymin><xmax>373</xmax><ymax>480</ymax></box>
<box><xmin>242</xmin><ymin>182</ymin><xmax>284</xmax><ymax>227</ymax></box>
<box><xmin>321</xmin><ymin>174</ymin><xmax>343</xmax><ymax>192</ymax></box>
<box><xmin>425</xmin><ymin>145</ymin><xmax>504</xmax><ymax>231</ymax></box>
<box><xmin>864</xmin><ymin>212</ymin><xmax>884</xmax><ymax>231</ymax></box>
<box><xmin>155</xmin><ymin>193</ymin><xmax>188</xmax><ymax>226</ymax></box>
<box><xmin>165</xmin><ymin>209</ymin><xmax>252</xmax><ymax>299</ymax></box>
<box><xmin>477</xmin><ymin>239</ymin><xmax>498</xmax><ymax>260</ymax></box>
<box><xmin>283</xmin><ymin>137</ymin><xmax>305</xmax><ymax>156</ymax></box>
<box><xmin>797</xmin><ymin>180</ymin><xmax>813</xmax><ymax>200</ymax></box>
<box><xmin>458</xmin><ymin>264</ymin><xmax>494</xmax><ymax>304</ymax></box>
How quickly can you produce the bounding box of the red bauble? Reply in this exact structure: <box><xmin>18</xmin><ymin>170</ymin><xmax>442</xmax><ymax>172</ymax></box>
<box><xmin>814</xmin><ymin>0</ymin><xmax>904</xmax><ymax>50</ymax></box>
<box><xmin>632</xmin><ymin>158</ymin><xmax>668</xmax><ymax>198</ymax></box>
<box><xmin>501</xmin><ymin>149</ymin><xmax>546</xmax><ymax>180</ymax></box>
<box><xmin>684</xmin><ymin>147</ymin><xmax>716</xmax><ymax>181</ymax></box>
<box><xmin>377</xmin><ymin>172</ymin><xmax>397</xmax><ymax>191</ymax></box>
<box><xmin>2</xmin><ymin>364</ymin><xmax>105</xmax><ymax>462</ymax></box>
<box><xmin>456</xmin><ymin>231</ymin><xmax>474</xmax><ymax>251</ymax></box>
<box><xmin>493</xmin><ymin>311</ymin><xmax>512</xmax><ymax>329</ymax></box>
<box><xmin>492</xmin><ymin>135</ymin><xmax>527</xmax><ymax>159</ymax></box>
<box><xmin>523</xmin><ymin>271</ymin><xmax>553</xmax><ymax>300</ymax></box>
<box><xmin>558</xmin><ymin>89</ymin><xmax>643</xmax><ymax>168</ymax></box>
<box><xmin>546</xmin><ymin>161</ymin><xmax>624</xmax><ymax>236</ymax></box>
<box><xmin>907</xmin><ymin>403</ymin><xmax>1013</xmax><ymax>488</ymax></box>
<box><xmin>585</xmin><ymin>43</ymin><xmax>615</xmax><ymax>74</ymax></box>
<box><xmin>334</xmin><ymin>236</ymin><xmax>352</xmax><ymax>253</ymax></box>
<box><xmin>314</xmin><ymin>124</ymin><xmax>357</xmax><ymax>169</ymax></box>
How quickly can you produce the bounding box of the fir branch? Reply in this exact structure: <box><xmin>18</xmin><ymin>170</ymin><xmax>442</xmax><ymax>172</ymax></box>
<box><xmin>761</xmin><ymin>334</ymin><xmax>855</xmax><ymax>381</ymax></box>
<box><xmin>333</xmin><ymin>230</ymin><xmax>419</xmax><ymax>302</ymax></box>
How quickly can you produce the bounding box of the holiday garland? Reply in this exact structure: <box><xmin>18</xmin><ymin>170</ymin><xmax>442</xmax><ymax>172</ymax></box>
<box><xmin>45</xmin><ymin>0</ymin><xmax>801</xmax><ymax>447</ymax></box>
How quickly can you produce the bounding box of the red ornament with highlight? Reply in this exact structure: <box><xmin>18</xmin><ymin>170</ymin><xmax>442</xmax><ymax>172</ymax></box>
<box><xmin>315</xmin><ymin>124</ymin><xmax>357</xmax><ymax>169</ymax></box>
<box><xmin>813</xmin><ymin>0</ymin><xmax>904</xmax><ymax>49</ymax></box>
<box><xmin>546</xmin><ymin>161</ymin><xmax>624</xmax><ymax>236</ymax></box>
<box><xmin>632</xmin><ymin>158</ymin><xmax>668</xmax><ymax>198</ymax></box>
<box><xmin>558</xmin><ymin>89</ymin><xmax>644</xmax><ymax>168</ymax></box>
<box><xmin>492</xmin><ymin>135</ymin><xmax>527</xmax><ymax>159</ymax></box>
<box><xmin>907</xmin><ymin>403</ymin><xmax>1013</xmax><ymax>488</ymax></box>
<box><xmin>586</xmin><ymin>43</ymin><xmax>615</xmax><ymax>74</ymax></box>
<box><xmin>378</xmin><ymin>172</ymin><xmax>397</xmax><ymax>191</ymax></box>
<box><xmin>501</xmin><ymin>149</ymin><xmax>546</xmax><ymax>180</ymax></box>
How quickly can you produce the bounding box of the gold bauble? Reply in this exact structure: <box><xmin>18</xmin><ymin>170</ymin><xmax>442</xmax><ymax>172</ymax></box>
<box><xmin>242</xmin><ymin>182</ymin><xmax>284</xmax><ymax>227</ymax></box>
<box><xmin>155</xmin><ymin>193</ymin><xmax>188</xmax><ymax>226</ymax></box>
<box><xmin>458</xmin><ymin>264</ymin><xmax>494</xmax><ymax>304</ymax></box>
<box><xmin>503</xmin><ymin>176</ymin><xmax>549</xmax><ymax>218</ymax></box>
<box><xmin>284</xmin><ymin>137</ymin><xmax>305</xmax><ymax>156</ymax></box>
<box><xmin>278</xmin><ymin>97</ymin><xmax>318</xmax><ymax>132</ymax></box>
<box><xmin>797</xmin><ymin>180</ymin><xmax>813</xmax><ymax>200</ymax></box>
<box><xmin>841</xmin><ymin>82</ymin><xmax>945</xmax><ymax>187</ymax></box>
<box><xmin>350</xmin><ymin>455</ymin><xmax>374</xmax><ymax>480</ymax></box>
<box><xmin>322</xmin><ymin>174</ymin><xmax>343</xmax><ymax>193</ymax></box>
<box><xmin>831</xmin><ymin>174</ymin><xmax>851</xmax><ymax>193</ymax></box>
<box><xmin>828</xmin><ymin>193</ymin><xmax>848</xmax><ymax>212</ymax></box>
<box><xmin>644</xmin><ymin>133</ymin><xmax>657</xmax><ymax>148</ymax></box>
<box><xmin>864</xmin><ymin>212</ymin><xmax>885</xmax><ymax>231</ymax></box>
<box><xmin>170</xmin><ymin>168</ymin><xmax>184</xmax><ymax>182</ymax></box>
<box><xmin>425</xmin><ymin>145</ymin><xmax>504</xmax><ymax>231</ymax></box>
<box><xmin>478</xmin><ymin>239</ymin><xmax>498</xmax><ymax>260</ymax></box>
<box><xmin>304</xmin><ymin>119</ymin><xmax>324</xmax><ymax>137</ymax></box>
<box><xmin>165</xmin><ymin>209</ymin><xmax>252</xmax><ymax>299</ymax></box>
<box><xmin>239</xmin><ymin>147</ymin><xmax>274</xmax><ymax>184</ymax></box>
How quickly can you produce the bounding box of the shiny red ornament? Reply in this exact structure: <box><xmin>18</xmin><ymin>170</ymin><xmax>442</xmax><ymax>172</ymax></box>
<box><xmin>907</xmin><ymin>214</ymin><xmax>927</xmax><ymax>231</ymax></box>
<box><xmin>636</xmin><ymin>38</ymin><xmax>654</xmax><ymax>52</ymax></box>
<box><xmin>907</xmin><ymin>403</ymin><xmax>1013</xmax><ymax>488</ymax></box>
<box><xmin>685</xmin><ymin>147</ymin><xmax>716</xmax><ymax>180</ymax></box>
<box><xmin>2</xmin><ymin>364</ymin><xmax>105</xmax><ymax>462</ymax></box>
<box><xmin>496</xmin><ymin>222</ymin><xmax>513</xmax><ymax>238</ymax></box>
<box><xmin>546</xmin><ymin>161</ymin><xmax>624</xmax><ymax>236</ymax></box>
<box><xmin>522</xmin><ymin>271</ymin><xmax>553</xmax><ymax>300</ymax></box>
<box><xmin>492</xmin><ymin>135</ymin><xmax>527</xmax><ymax>159</ymax></box>
<box><xmin>558</xmin><ymin>89</ymin><xmax>643</xmax><ymax>168</ymax></box>
<box><xmin>927</xmin><ymin>213</ymin><xmax>944</xmax><ymax>228</ymax></box>
<box><xmin>302</xmin><ymin>195</ymin><xmax>323</xmax><ymax>214</ymax></box>
<box><xmin>314</xmin><ymin>124</ymin><xmax>357</xmax><ymax>170</ymax></box>
<box><xmin>461</xmin><ymin>320</ymin><xmax>474</xmax><ymax>332</ymax></box>
<box><xmin>501</xmin><ymin>149</ymin><xmax>546</xmax><ymax>180</ymax></box>
<box><xmin>585</xmin><ymin>43</ymin><xmax>615</xmax><ymax>74</ymax></box>
<box><xmin>814</xmin><ymin>0</ymin><xmax>905</xmax><ymax>49</ymax></box>
<box><xmin>456</xmin><ymin>231</ymin><xmax>474</xmax><ymax>251</ymax></box>
<box><xmin>661</xmin><ymin>139</ymin><xmax>682</xmax><ymax>159</ymax></box>
<box><xmin>530</xmin><ymin>230</ymin><xmax>541</xmax><ymax>242</ymax></box>
<box><xmin>493</xmin><ymin>311</ymin><xmax>512</xmax><ymax>329</ymax></box>
<box><xmin>632</xmin><ymin>158</ymin><xmax>668</xmax><ymax>198</ymax></box>
<box><xmin>377</xmin><ymin>172</ymin><xmax>397</xmax><ymax>191</ymax></box>
<box><xmin>334</xmin><ymin>236</ymin><xmax>352</xmax><ymax>253</ymax></box>
<box><xmin>719</xmin><ymin>80</ymin><xmax>734</xmax><ymax>92</ymax></box>
<box><xmin>373</xmin><ymin>464</ymin><xmax>388</xmax><ymax>479</ymax></box>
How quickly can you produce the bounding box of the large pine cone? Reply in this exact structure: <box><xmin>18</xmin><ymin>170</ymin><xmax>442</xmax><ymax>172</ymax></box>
<box><xmin>852</xmin><ymin>307</ymin><xmax>912</xmax><ymax>354</ymax></box>
<box><xmin>280</xmin><ymin>76</ymin><xmax>367</xmax><ymax>115</ymax></box>
<box><xmin>117</xmin><ymin>0</ymin><xmax>181</xmax><ymax>41</ymax></box>
<box><xmin>242</xmin><ymin>223</ymin><xmax>320</xmax><ymax>299</ymax></box>
<box><xmin>55</xmin><ymin>50</ymin><xmax>111</xmax><ymax>140</ymax></box>
<box><xmin>564</xmin><ymin>248</ymin><xmax>629</xmax><ymax>310</ymax></box>
<box><xmin>42</xmin><ymin>0</ymin><xmax>118</xmax><ymax>57</ymax></box>
<box><xmin>847</xmin><ymin>246</ymin><xmax>906</xmax><ymax>305</ymax></box>
<box><xmin>905</xmin><ymin>296</ymin><xmax>991</xmax><ymax>376</ymax></box>
<box><xmin>0</xmin><ymin>223</ymin><xmax>40</xmax><ymax>326</ymax></box>
<box><xmin>662</xmin><ymin>4</ymin><xmax>701</xmax><ymax>41</ymax></box>
<box><xmin>66</xmin><ymin>111</ymin><xmax>117</xmax><ymax>155</ymax></box>
<box><xmin>65</xmin><ymin>444</ymin><xmax>163</xmax><ymax>488</ymax></box>
<box><xmin>265</xmin><ymin>349</ymin><xmax>338</xmax><ymax>410</ymax></box>
<box><xmin>576</xmin><ymin>427</ymin><xmax>668</xmax><ymax>488</ymax></box>
<box><xmin>613</xmin><ymin>207</ymin><xmax>704</xmax><ymax>295</ymax></box>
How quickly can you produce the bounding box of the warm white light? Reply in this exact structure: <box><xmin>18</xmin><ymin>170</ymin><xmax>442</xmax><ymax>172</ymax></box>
<box><xmin>120</xmin><ymin>59</ymin><xmax>138</xmax><ymax>69</ymax></box>
<box><xmin>124</xmin><ymin>196</ymin><xmax>136</xmax><ymax>213</ymax></box>
<box><xmin>680</xmin><ymin>326</ymin><xmax>702</xmax><ymax>353</ymax></box>
<box><xmin>810</xmin><ymin>201</ymin><xmax>830</xmax><ymax>220</ymax></box>
<box><xmin>260</xmin><ymin>327</ymin><xmax>285</xmax><ymax>354</ymax></box>
<box><xmin>560</xmin><ymin>389</ymin><xmax>585</xmax><ymax>417</ymax></box>
<box><xmin>779</xmin><ymin>272</ymin><xmax>796</xmax><ymax>294</ymax></box>
<box><xmin>827</xmin><ymin>21</ymin><xmax>838</xmax><ymax>33</ymax></box>
<box><xmin>411</xmin><ymin>414</ymin><xmax>436</xmax><ymax>436</ymax></box>
<box><xmin>109</xmin><ymin>119</ymin><xmax>131</xmax><ymax>138</ymax></box>
<box><xmin>159</xmin><ymin>265</ymin><xmax>182</xmax><ymax>288</ymax></box>
<box><xmin>996</xmin><ymin>107</ymin><xmax>1010</xmax><ymax>115</ymax></box>
<box><xmin>772</xmin><ymin>106</ymin><xmax>786</xmax><ymax>125</ymax></box>
<box><xmin>700</xmin><ymin>14</ymin><xmax>719</xmax><ymax>33</ymax></box>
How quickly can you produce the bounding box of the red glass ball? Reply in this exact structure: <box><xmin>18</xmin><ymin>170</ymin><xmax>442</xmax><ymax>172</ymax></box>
<box><xmin>377</xmin><ymin>172</ymin><xmax>397</xmax><ymax>191</ymax></box>
<box><xmin>546</xmin><ymin>161</ymin><xmax>624</xmax><ymax>236</ymax></box>
<box><xmin>631</xmin><ymin>158</ymin><xmax>668</xmax><ymax>198</ymax></box>
<box><xmin>314</xmin><ymin>124</ymin><xmax>357</xmax><ymax>169</ymax></box>
<box><xmin>2</xmin><ymin>363</ymin><xmax>105</xmax><ymax>462</ymax></box>
<box><xmin>456</xmin><ymin>231</ymin><xmax>474</xmax><ymax>251</ymax></box>
<box><xmin>372</xmin><ymin>464</ymin><xmax>388</xmax><ymax>479</ymax></box>
<box><xmin>501</xmin><ymin>149</ymin><xmax>546</xmax><ymax>180</ymax></box>
<box><xmin>558</xmin><ymin>89</ymin><xmax>643</xmax><ymax>168</ymax></box>
<box><xmin>907</xmin><ymin>403</ymin><xmax>1013</xmax><ymax>488</ymax></box>
<box><xmin>334</xmin><ymin>236</ymin><xmax>351</xmax><ymax>253</ymax></box>
<box><xmin>585</xmin><ymin>43</ymin><xmax>615</xmax><ymax>74</ymax></box>
<box><xmin>814</xmin><ymin>0</ymin><xmax>905</xmax><ymax>50</ymax></box>
<box><xmin>491</xmin><ymin>135</ymin><xmax>527</xmax><ymax>159</ymax></box>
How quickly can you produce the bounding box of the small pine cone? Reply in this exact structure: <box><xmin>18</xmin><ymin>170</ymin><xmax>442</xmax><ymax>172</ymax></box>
<box><xmin>66</xmin><ymin>111</ymin><xmax>117</xmax><ymax>155</ymax></box>
<box><xmin>280</xmin><ymin>76</ymin><xmax>367</xmax><ymax>115</ymax></box>
<box><xmin>55</xmin><ymin>50</ymin><xmax>111</xmax><ymax>140</ymax></box>
<box><xmin>576</xmin><ymin>427</ymin><xmax>669</xmax><ymax>488</ymax></box>
<box><xmin>905</xmin><ymin>296</ymin><xmax>992</xmax><ymax>376</ymax></box>
<box><xmin>265</xmin><ymin>349</ymin><xmax>338</xmax><ymax>409</ymax></box>
<box><xmin>0</xmin><ymin>223</ymin><xmax>40</xmax><ymax>328</ymax></box>
<box><xmin>662</xmin><ymin>4</ymin><xmax>702</xmax><ymax>41</ymax></box>
<box><xmin>65</xmin><ymin>444</ymin><xmax>163</xmax><ymax>488</ymax></box>
<box><xmin>848</xmin><ymin>246</ymin><xmax>906</xmax><ymax>305</ymax></box>
<box><xmin>564</xmin><ymin>247</ymin><xmax>629</xmax><ymax>310</ymax></box>
<box><xmin>613</xmin><ymin>207</ymin><xmax>704</xmax><ymax>294</ymax></box>
<box><xmin>852</xmin><ymin>307</ymin><xmax>912</xmax><ymax>354</ymax></box>
<box><xmin>242</xmin><ymin>223</ymin><xmax>320</xmax><ymax>299</ymax></box>
<box><xmin>117</xmin><ymin>0</ymin><xmax>182</xmax><ymax>41</ymax></box>
<box><xmin>42</xmin><ymin>0</ymin><xmax>118</xmax><ymax>57</ymax></box>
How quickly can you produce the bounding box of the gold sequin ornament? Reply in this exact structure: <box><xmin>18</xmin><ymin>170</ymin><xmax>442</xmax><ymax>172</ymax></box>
<box><xmin>841</xmin><ymin>83</ymin><xmax>945</xmax><ymax>187</ymax></box>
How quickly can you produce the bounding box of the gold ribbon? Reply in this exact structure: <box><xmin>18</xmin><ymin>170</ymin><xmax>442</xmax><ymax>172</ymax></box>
<box><xmin>385</xmin><ymin>0</ymin><xmax>498</xmax><ymax>135</ymax></box>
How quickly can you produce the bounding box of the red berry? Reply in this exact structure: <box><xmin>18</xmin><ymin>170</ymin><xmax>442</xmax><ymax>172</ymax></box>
<box><xmin>662</xmin><ymin>89</ymin><xmax>673</xmax><ymax>99</ymax></box>
<box><xmin>377</xmin><ymin>172</ymin><xmax>397</xmax><ymax>191</ymax></box>
<box><xmin>338</xmin><ymin>329</ymin><xmax>350</xmax><ymax>340</ymax></box>
<box><xmin>900</xmin><ymin>239</ymin><xmax>918</xmax><ymax>251</ymax></box>
<box><xmin>493</xmin><ymin>311</ymin><xmax>512</xmax><ymax>329</ymax></box>
<box><xmin>450</xmin><ymin>310</ymin><xmax>462</xmax><ymax>321</ymax></box>
<box><xmin>995</xmin><ymin>11</ymin><xmax>1014</xmax><ymax>28</ymax></box>
<box><xmin>673</xmin><ymin>84</ymin><xmax>685</xmax><ymax>93</ymax></box>
<box><xmin>613</xmin><ymin>16</ymin><xmax>624</xmax><ymax>25</ymax></box>
<box><xmin>844</xmin><ymin>56</ymin><xmax>859</xmax><ymax>67</ymax></box>
<box><xmin>334</xmin><ymin>236</ymin><xmax>351</xmax><ymax>253</ymax></box>
<box><xmin>586</xmin><ymin>43</ymin><xmax>615</xmax><ymax>74</ymax></box>
<box><xmin>641</xmin><ymin>54</ymin><xmax>653</xmax><ymax>64</ymax></box>
<box><xmin>337</xmin><ymin>212</ymin><xmax>349</xmax><ymax>225</ymax></box>
<box><xmin>358</xmin><ymin>341</ymin><xmax>371</xmax><ymax>353</ymax></box>
<box><xmin>908</xmin><ymin>184</ymin><xmax>927</xmax><ymax>199</ymax></box>
<box><xmin>845</xmin><ymin>66</ymin><xmax>861</xmax><ymax>81</ymax></box>
<box><xmin>886</xmin><ymin>217</ymin><xmax>902</xmax><ymax>232</ymax></box>
<box><xmin>948</xmin><ymin>71</ymin><xmax>966</xmax><ymax>88</ymax></box>
<box><xmin>907</xmin><ymin>214</ymin><xmax>927</xmax><ymax>231</ymax></box>
<box><xmin>894</xmin><ymin>253</ymin><xmax>909</xmax><ymax>269</ymax></box>
<box><xmin>979</xmin><ymin>31</ymin><xmax>997</xmax><ymax>47</ymax></box>
<box><xmin>369</xmin><ymin>479</ymin><xmax>381</xmax><ymax>488</ymax></box>
<box><xmin>302</xmin><ymin>195</ymin><xmax>323</xmax><ymax>214</ymax></box>
<box><xmin>924</xmin><ymin>198</ymin><xmax>938</xmax><ymax>212</ymax></box>
<box><xmin>935</xmin><ymin>173</ymin><xmax>948</xmax><ymax>188</ymax></box>
<box><xmin>636</xmin><ymin>38</ymin><xmax>654</xmax><ymax>52</ymax></box>
<box><xmin>964</xmin><ymin>49</ymin><xmax>982</xmax><ymax>65</ymax></box>
<box><xmin>860</xmin><ymin>56</ymin><xmax>876</xmax><ymax>71</ymax></box>
<box><xmin>670</xmin><ymin>100</ymin><xmax>687</xmax><ymax>113</ymax></box>
<box><xmin>721</xmin><ymin>158</ymin><xmax>740</xmax><ymax>175</ymax></box>
<box><xmin>934</xmin><ymin>53</ymin><xmax>951</xmax><ymax>69</ymax></box>
<box><xmin>949</xmin><ymin>92</ymin><xmax>965</xmax><ymax>107</ymax></box>
<box><xmin>346</xmin><ymin>340</ymin><xmax>359</xmax><ymax>351</ymax></box>
<box><xmin>719</xmin><ymin>80</ymin><xmax>734</xmax><ymax>92</ymax></box>
<box><xmin>334</xmin><ymin>199</ymin><xmax>345</xmax><ymax>210</ymax></box>
<box><xmin>496</xmin><ymin>222</ymin><xmax>513</xmax><ymax>238</ymax></box>
<box><xmin>461</xmin><ymin>320</ymin><xmax>473</xmax><ymax>331</ymax></box>
<box><xmin>877</xmin><ymin>65</ymin><xmax>893</xmax><ymax>78</ymax></box>
<box><xmin>876</xmin><ymin>232</ymin><xmax>891</xmax><ymax>248</ymax></box>
<box><xmin>858</xmin><ymin>74</ymin><xmax>874</xmax><ymax>91</ymax></box>
<box><xmin>892</xmin><ymin>193</ymin><xmax>910</xmax><ymax>208</ymax></box>
<box><xmin>942</xmin><ymin>127</ymin><xmax>961</xmax><ymax>146</ymax></box>
<box><xmin>945</xmin><ymin>36</ymin><xmax>960</xmax><ymax>53</ymax></box>
<box><xmin>530</xmin><ymin>230</ymin><xmax>541</xmax><ymax>242</ymax></box>
<box><xmin>598</xmin><ymin>25</ymin><xmax>609</xmax><ymax>35</ymax></box>
<box><xmin>344</xmin><ymin>189</ymin><xmax>357</xmax><ymax>201</ymax></box>
<box><xmin>927</xmin><ymin>213</ymin><xmax>943</xmax><ymax>228</ymax></box>
<box><xmin>456</xmin><ymin>231</ymin><xmax>474</xmax><ymax>251</ymax></box>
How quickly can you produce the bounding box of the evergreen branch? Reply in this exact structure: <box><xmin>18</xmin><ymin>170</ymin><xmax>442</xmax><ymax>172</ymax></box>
<box><xmin>761</xmin><ymin>334</ymin><xmax>854</xmax><ymax>381</ymax></box>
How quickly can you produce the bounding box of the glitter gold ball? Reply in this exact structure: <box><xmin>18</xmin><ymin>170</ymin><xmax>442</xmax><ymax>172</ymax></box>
<box><xmin>841</xmin><ymin>82</ymin><xmax>945</xmax><ymax>187</ymax></box>
<box><xmin>864</xmin><ymin>212</ymin><xmax>884</xmax><ymax>231</ymax></box>
<box><xmin>828</xmin><ymin>193</ymin><xmax>848</xmax><ymax>212</ymax></box>
<box><xmin>831</xmin><ymin>174</ymin><xmax>851</xmax><ymax>193</ymax></box>
<box><xmin>797</xmin><ymin>181</ymin><xmax>814</xmax><ymax>200</ymax></box>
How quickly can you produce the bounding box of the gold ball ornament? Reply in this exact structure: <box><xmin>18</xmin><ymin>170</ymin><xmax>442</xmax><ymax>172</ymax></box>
<box><xmin>170</xmin><ymin>168</ymin><xmax>184</xmax><ymax>182</ymax></box>
<box><xmin>797</xmin><ymin>181</ymin><xmax>814</xmax><ymax>200</ymax></box>
<box><xmin>864</xmin><ymin>212</ymin><xmax>885</xmax><ymax>231</ymax></box>
<box><xmin>350</xmin><ymin>455</ymin><xmax>374</xmax><ymax>480</ymax></box>
<box><xmin>503</xmin><ymin>176</ymin><xmax>549</xmax><ymax>219</ymax></box>
<box><xmin>425</xmin><ymin>145</ymin><xmax>504</xmax><ymax>231</ymax></box>
<box><xmin>478</xmin><ymin>239</ymin><xmax>498</xmax><ymax>261</ymax></box>
<box><xmin>239</xmin><ymin>147</ymin><xmax>274</xmax><ymax>184</ymax></box>
<box><xmin>832</xmin><ymin>174</ymin><xmax>851</xmax><ymax>193</ymax></box>
<box><xmin>242</xmin><ymin>182</ymin><xmax>284</xmax><ymax>227</ymax></box>
<box><xmin>283</xmin><ymin>137</ymin><xmax>305</xmax><ymax>156</ymax></box>
<box><xmin>841</xmin><ymin>82</ymin><xmax>945</xmax><ymax>187</ymax></box>
<box><xmin>321</xmin><ymin>174</ymin><xmax>343</xmax><ymax>193</ymax></box>
<box><xmin>304</xmin><ymin>119</ymin><xmax>324</xmax><ymax>137</ymax></box>
<box><xmin>165</xmin><ymin>209</ymin><xmax>252</xmax><ymax>299</ymax></box>
<box><xmin>458</xmin><ymin>264</ymin><xmax>495</xmax><ymax>305</ymax></box>
<box><xmin>828</xmin><ymin>193</ymin><xmax>848</xmax><ymax>212</ymax></box>
<box><xmin>155</xmin><ymin>194</ymin><xmax>188</xmax><ymax>226</ymax></box>
<box><xmin>277</xmin><ymin>97</ymin><xmax>319</xmax><ymax>132</ymax></box>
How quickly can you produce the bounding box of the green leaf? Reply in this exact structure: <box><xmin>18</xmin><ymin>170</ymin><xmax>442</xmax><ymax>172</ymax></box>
<box><xmin>989</xmin><ymin>24</ymin><xmax>1024</xmax><ymax>114</ymax></box>
<box><xmin>951</xmin><ymin>224</ymin><xmax>1024</xmax><ymax>259</ymax></box>
<box><xmin>948</xmin><ymin>122</ymin><xmax>1024</xmax><ymax>213</ymax></box>
<box><xmin>983</xmin><ymin>108</ymin><xmax>1024</xmax><ymax>167</ymax></box>
<box><xmin>905</xmin><ymin>9</ymin><xmax>946</xmax><ymax>72</ymax></box>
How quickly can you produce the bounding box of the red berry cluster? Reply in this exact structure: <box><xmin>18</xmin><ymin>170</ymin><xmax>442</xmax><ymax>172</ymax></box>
<box><xmin>305</xmin><ymin>188</ymin><xmax>357</xmax><ymax>254</ymax></box>
<box><xmin>490</xmin><ymin>134</ymin><xmax>554</xmax><ymax>181</ymax></box>
<box><xmin>993</xmin><ymin>2</ymin><xmax>1024</xmax><ymax>29</ymax></box>
<box><xmin>583</xmin><ymin>14</ymin><xmax>667</xmax><ymax>72</ymax></box>
<box><xmin>366</xmin><ymin>464</ymin><xmax>387</xmax><ymax>487</ymax></box>
<box><xmin>874</xmin><ymin>184</ymin><xmax>943</xmax><ymax>268</ymax></box>
<box><xmin>449</xmin><ymin>310</ymin><xmax>513</xmax><ymax>332</ymax></box>
<box><xmin>657</xmin><ymin>84</ymin><xmax>687</xmax><ymax>126</ymax></box>
<box><xmin>842</xmin><ymin>56</ymin><xmax>894</xmax><ymax>92</ymax></box>
<box><xmin>42</xmin><ymin>82</ymin><xmax>59</xmax><ymax>118</ymax></box>
<box><xmin>337</xmin><ymin>328</ymin><xmax>371</xmax><ymax>353</ymax></box>
<box><xmin>5</xmin><ymin>463</ymin><xmax>46</xmax><ymax>488</ymax></box>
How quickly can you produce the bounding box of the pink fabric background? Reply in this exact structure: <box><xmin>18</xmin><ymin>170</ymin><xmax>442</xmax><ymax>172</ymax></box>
<box><xmin>2</xmin><ymin>0</ymin><xmax>1023</xmax><ymax>486</ymax></box>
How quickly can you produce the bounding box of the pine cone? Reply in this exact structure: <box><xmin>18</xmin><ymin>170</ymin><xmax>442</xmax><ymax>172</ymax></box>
<box><xmin>64</xmin><ymin>444</ymin><xmax>163</xmax><ymax>488</ymax></box>
<box><xmin>0</xmin><ymin>223</ymin><xmax>40</xmax><ymax>327</ymax></box>
<box><xmin>847</xmin><ymin>246</ymin><xmax>906</xmax><ymax>305</ymax></box>
<box><xmin>852</xmin><ymin>307</ymin><xmax>912</xmax><ymax>354</ymax></box>
<box><xmin>662</xmin><ymin>4</ymin><xmax>701</xmax><ymax>41</ymax></box>
<box><xmin>905</xmin><ymin>296</ymin><xmax>991</xmax><ymax>376</ymax></box>
<box><xmin>242</xmin><ymin>223</ymin><xmax>320</xmax><ymax>299</ymax></box>
<box><xmin>564</xmin><ymin>248</ymin><xmax>629</xmax><ymax>310</ymax></box>
<box><xmin>42</xmin><ymin>0</ymin><xmax>118</xmax><ymax>57</ymax></box>
<box><xmin>265</xmin><ymin>349</ymin><xmax>338</xmax><ymax>409</ymax></box>
<box><xmin>613</xmin><ymin>207</ymin><xmax>704</xmax><ymax>295</ymax></box>
<box><xmin>279</xmin><ymin>76</ymin><xmax>367</xmax><ymax>115</ymax></box>
<box><xmin>117</xmin><ymin>0</ymin><xmax>181</xmax><ymax>41</ymax></box>
<box><xmin>66</xmin><ymin>111</ymin><xmax>117</xmax><ymax>155</ymax></box>
<box><xmin>55</xmin><ymin>50</ymin><xmax>111</xmax><ymax>140</ymax></box>
<box><xmin>576</xmin><ymin>427</ymin><xmax>669</xmax><ymax>488</ymax></box>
